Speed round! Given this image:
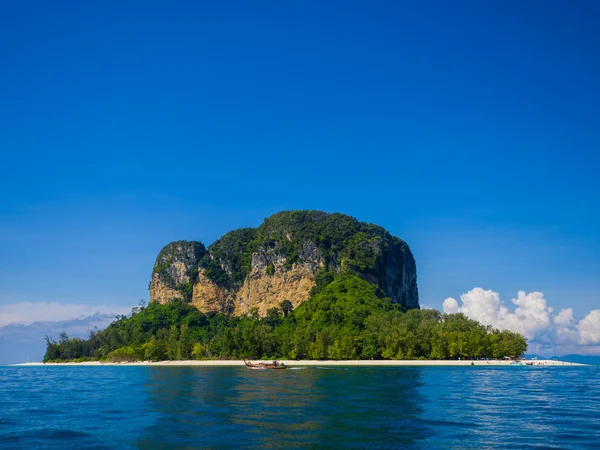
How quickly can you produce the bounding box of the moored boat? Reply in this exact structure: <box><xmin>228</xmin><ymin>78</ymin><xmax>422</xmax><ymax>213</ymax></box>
<box><xmin>244</xmin><ymin>359</ymin><xmax>288</xmax><ymax>370</ymax></box>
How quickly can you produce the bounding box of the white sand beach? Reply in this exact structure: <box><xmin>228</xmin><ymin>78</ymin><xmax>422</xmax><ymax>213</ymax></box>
<box><xmin>12</xmin><ymin>359</ymin><xmax>584</xmax><ymax>367</ymax></box>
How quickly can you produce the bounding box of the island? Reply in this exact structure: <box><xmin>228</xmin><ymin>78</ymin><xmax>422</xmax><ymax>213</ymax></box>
<box><xmin>44</xmin><ymin>210</ymin><xmax>528</xmax><ymax>363</ymax></box>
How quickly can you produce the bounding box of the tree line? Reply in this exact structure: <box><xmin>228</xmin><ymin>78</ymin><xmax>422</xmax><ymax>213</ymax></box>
<box><xmin>44</xmin><ymin>273</ymin><xmax>527</xmax><ymax>362</ymax></box>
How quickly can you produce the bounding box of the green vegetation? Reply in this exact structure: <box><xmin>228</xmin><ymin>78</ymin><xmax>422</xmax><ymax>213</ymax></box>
<box><xmin>266</xmin><ymin>262</ymin><xmax>275</xmax><ymax>276</ymax></box>
<box><xmin>45</xmin><ymin>272</ymin><xmax>527</xmax><ymax>362</ymax></box>
<box><xmin>255</xmin><ymin>211</ymin><xmax>401</xmax><ymax>275</ymax></box>
<box><xmin>199</xmin><ymin>228</ymin><xmax>257</xmax><ymax>289</ymax></box>
<box><xmin>182</xmin><ymin>211</ymin><xmax>411</xmax><ymax>290</ymax></box>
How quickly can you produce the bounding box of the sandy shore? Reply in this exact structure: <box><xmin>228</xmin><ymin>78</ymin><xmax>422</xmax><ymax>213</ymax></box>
<box><xmin>12</xmin><ymin>359</ymin><xmax>584</xmax><ymax>367</ymax></box>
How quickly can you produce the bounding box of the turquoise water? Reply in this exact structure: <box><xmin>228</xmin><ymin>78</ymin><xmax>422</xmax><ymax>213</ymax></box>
<box><xmin>1</xmin><ymin>365</ymin><xmax>599</xmax><ymax>449</ymax></box>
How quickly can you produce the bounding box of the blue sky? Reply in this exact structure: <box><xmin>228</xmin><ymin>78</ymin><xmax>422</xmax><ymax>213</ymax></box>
<box><xmin>1</xmin><ymin>1</ymin><xmax>599</xmax><ymax>356</ymax></box>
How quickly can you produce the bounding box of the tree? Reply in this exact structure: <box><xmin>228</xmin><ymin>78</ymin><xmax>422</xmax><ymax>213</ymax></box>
<box><xmin>167</xmin><ymin>325</ymin><xmax>179</xmax><ymax>360</ymax></box>
<box><xmin>44</xmin><ymin>336</ymin><xmax>61</xmax><ymax>361</ymax></box>
<box><xmin>280</xmin><ymin>300</ymin><xmax>293</xmax><ymax>318</ymax></box>
<box><xmin>192</xmin><ymin>342</ymin><xmax>205</xmax><ymax>360</ymax></box>
<box><xmin>59</xmin><ymin>332</ymin><xmax>69</xmax><ymax>345</ymax></box>
<box><xmin>177</xmin><ymin>323</ymin><xmax>191</xmax><ymax>359</ymax></box>
<box><xmin>108</xmin><ymin>346</ymin><xmax>136</xmax><ymax>362</ymax></box>
<box><xmin>144</xmin><ymin>336</ymin><xmax>160</xmax><ymax>361</ymax></box>
<box><xmin>265</xmin><ymin>308</ymin><xmax>282</xmax><ymax>328</ymax></box>
<box><xmin>310</xmin><ymin>332</ymin><xmax>328</xmax><ymax>359</ymax></box>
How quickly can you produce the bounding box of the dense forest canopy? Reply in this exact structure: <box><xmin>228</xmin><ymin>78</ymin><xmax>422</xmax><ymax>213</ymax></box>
<box><xmin>45</xmin><ymin>272</ymin><xmax>527</xmax><ymax>362</ymax></box>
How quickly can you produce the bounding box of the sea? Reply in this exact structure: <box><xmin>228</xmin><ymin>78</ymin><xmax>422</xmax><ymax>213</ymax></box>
<box><xmin>0</xmin><ymin>365</ymin><xmax>599</xmax><ymax>449</ymax></box>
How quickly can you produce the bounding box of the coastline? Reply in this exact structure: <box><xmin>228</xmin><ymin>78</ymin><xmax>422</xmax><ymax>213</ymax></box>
<box><xmin>11</xmin><ymin>359</ymin><xmax>585</xmax><ymax>367</ymax></box>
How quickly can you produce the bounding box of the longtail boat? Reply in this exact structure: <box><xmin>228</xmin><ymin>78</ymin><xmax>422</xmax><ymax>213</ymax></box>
<box><xmin>244</xmin><ymin>359</ymin><xmax>288</xmax><ymax>370</ymax></box>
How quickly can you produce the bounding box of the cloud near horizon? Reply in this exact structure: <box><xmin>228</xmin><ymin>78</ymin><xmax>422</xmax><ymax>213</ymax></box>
<box><xmin>0</xmin><ymin>301</ymin><xmax>134</xmax><ymax>364</ymax></box>
<box><xmin>0</xmin><ymin>313</ymin><xmax>122</xmax><ymax>364</ymax></box>
<box><xmin>443</xmin><ymin>288</ymin><xmax>600</xmax><ymax>356</ymax></box>
<box><xmin>0</xmin><ymin>301</ymin><xmax>132</xmax><ymax>327</ymax></box>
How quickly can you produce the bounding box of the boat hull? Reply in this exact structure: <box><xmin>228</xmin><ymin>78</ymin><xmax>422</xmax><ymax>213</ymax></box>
<box><xmin>244</xmin><ymin>360</ymin><xmax>288</xmax><ymax>370</ymax></box>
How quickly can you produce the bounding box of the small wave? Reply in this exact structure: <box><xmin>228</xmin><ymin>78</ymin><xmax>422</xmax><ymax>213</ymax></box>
<box><xmin>289</xmin><ymin>367</ymin><xmax>307</xmax><ymax>370</ymax></box>
<box><xmin>0</xmin><ymin>419</ymin><xmax>18</xmax><ymax>426</ymax></box>
<box><xmin>0</xmin><ymin>429</ymin><xmax>92</xmax><ymax>444</ymax></box>
<box><xmin>34</xmin><ymin>429</ymin><xmax>92</xmax><ymax>440</ymax></box>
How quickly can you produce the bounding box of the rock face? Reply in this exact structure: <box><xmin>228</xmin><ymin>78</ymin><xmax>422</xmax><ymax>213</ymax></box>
<box><xmin>234</xmin><ymin>242</ymin><xmax>323</xmax><ymax>316</ymax></box>
<box><xmin>149</xmin><ymin>241</ymin><xmax>207</xmax><ymax>303</ymax></box>
<box><xmin>149</xmin><ymin>211</ymin><xmax>419</xmax><ymax>315</ymax></box>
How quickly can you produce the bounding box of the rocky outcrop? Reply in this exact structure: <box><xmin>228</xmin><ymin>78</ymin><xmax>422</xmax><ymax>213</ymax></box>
<box><xmin>354</xmin><ymin>236</ymin><xmax>419</xmax><ymax>310</ymax></box>
<box><xmin>149</xmin><ymin>241</ymin><xmax>206</xmax><ymax>303</ymax></box>
<box><xmin>149</xmin><ymin>211</ymin><xmax>419</xmax><ymax>314</ymax></box>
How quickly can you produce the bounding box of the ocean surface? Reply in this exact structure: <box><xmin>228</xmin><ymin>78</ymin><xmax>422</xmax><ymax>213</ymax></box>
<box><xmin>1</xmin><ymin>365</ymin><xmax>599</xmax><ymax>449</ymax></box>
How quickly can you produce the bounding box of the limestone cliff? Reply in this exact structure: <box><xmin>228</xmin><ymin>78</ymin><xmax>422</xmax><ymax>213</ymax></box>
<box><xmin>149</xmin><ymin>211</ymin><xmax>419</xmax><ymax>315</ymax></box>
<box><xmin>149</xmin><ymin>240</ymin><xmax>206</xmax><ymax>303</ymax></box>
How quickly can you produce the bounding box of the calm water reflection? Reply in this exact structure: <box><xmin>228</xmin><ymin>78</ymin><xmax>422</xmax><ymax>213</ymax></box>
<box><xmin>2</xmin><ymin>365</ymin><xmax>598</xmax><ymax>449</ymax></box>
<box><xmin>137</xmin><ymin>367</ymin><xmax>427</xmax><ymax>448</ymax></box>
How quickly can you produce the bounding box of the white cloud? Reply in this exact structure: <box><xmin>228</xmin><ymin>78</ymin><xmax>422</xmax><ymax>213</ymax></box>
<box><xmin>0</xmin><ymin>302</ymin><xmax>132</xmax><ymax>327</ymax></box>
<box><xmin>579</xmin><ymin>310</ymin><xmax>600</xmax><ymax>345</ymax></box>
<box><xmin>443</xmin><ymin>288</ymin><xmax>600</xmax><ymax>356</ymax></box>
<box><xmin>442</xmin><ymin>297</ymin><xmax>459</xmax><ymax>314</ymax></box>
